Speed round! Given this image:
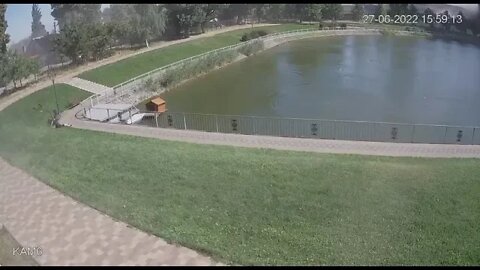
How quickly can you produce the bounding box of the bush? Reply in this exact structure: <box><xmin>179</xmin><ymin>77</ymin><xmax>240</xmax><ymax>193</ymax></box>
<box><xmin>157</xmin><ymin>49</ymin><xmax>240</xmax><ymax>88</ymax></box>
<box><xmin>238</xmin><ymin>40</ymin><xmax>264</xmax><ymax>56</ymax></box>
<box><xmin>340</xmin><ymin>23</ymin><xmax>347</xmax><ymax>30</ymax></box>
<box><xmin>240</xmin><ymin>30</ymin><xmax>269</xmax><ymax>42</ymax></box>
<box><xmin>143</xmin><ymin>77</ymin><xmax>156</xmax><ymax>92</ymax></box>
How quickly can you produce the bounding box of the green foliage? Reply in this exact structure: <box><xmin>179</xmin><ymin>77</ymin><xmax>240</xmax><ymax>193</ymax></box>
<box><xmin>408</xmin><ymin>4</ymin><xmax>418</xmax><ymax>16</ymax></box>
<box><xmin>374</xmin><ymin>4</ymin><xmax>387</xmax><ymax>19</ymax></box>
<box><xmin>143</xmin><ymin>77</ymin><xmax>156</xmax><ymax>92</ymax></box>
<box><xmin>53</xmin><ymin>23</ymin><xmax>89</xmax><ymax>64</ymax></box>
<box><xmin>0</xmin><ymin>4</ymin><xmax>9</xmax><ymax>54</ymax></box>
<box><xmin>323</xmin><ymin>4</ymin><xmax>343</xmax><ymax>21</ymax></box>
<box><xmin>51</xmin><ymin>4</ymin><xmax>101</xmax><ymax>30</ymax></box>
<box><xmin>388</xmin><ymin>4</ymin><xmax>409</xmax><ymax>17</ymax></box>
<box><xmin>238</xmin><ymin>39</ymin><xmax>264</xmax><ymax>56</ymax></box>
<box><xmin>0</xmin><ymin>50</ymin><xmax>41</xmax><ymax>89</ymax></box>
<box><xmin>351</xmin><ymin>4</ymin><xmax>364</xmax><ymax>21</ymax></box>
<box><xmin>294</xmin><ymin>4</ymin><xmax>323</xmax><ymax>23</ymax></box>
<box><xmin>158</xmin><ymin>49</ymin><xmax>239</xmax><ymax>88</ymax></box>
<box><xmin>240</xmin><ymin>30</ymin><xmax>268</xmax><ymax>42</ymax></box>
<box><xmin>31</xmin><ymin>4</ymin><xmax>47</xmax><ymax>38</ymax></box>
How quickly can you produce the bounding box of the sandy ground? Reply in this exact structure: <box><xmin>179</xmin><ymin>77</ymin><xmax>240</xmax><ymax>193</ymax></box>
<box><xmin>0</xmin><ymin>24</ymin><xmax>277</xmax><ymax>112</ymax></box>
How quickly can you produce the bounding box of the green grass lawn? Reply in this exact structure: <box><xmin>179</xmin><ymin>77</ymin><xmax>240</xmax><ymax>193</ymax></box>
<box><xmin>0</xmin><ymin>85</ymin><xmax>479</xmax><ymax>265</ymax></box>
<box><xmin>78</xmin><ymin>24</ymin><xmax>316</xmax><ymax>87</ymax></box>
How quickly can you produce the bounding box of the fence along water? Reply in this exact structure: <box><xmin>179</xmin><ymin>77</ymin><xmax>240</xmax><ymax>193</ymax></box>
<box><xmin>129</xmin><ymin>111</ymin><xmax>480</xmax><ymax>145</ymax></box>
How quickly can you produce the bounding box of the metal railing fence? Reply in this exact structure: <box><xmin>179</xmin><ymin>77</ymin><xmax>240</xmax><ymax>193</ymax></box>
<box><xmin>125</xmin><ymin>111</ymin><xmax>480</xmax><ymax>145</ymax></box>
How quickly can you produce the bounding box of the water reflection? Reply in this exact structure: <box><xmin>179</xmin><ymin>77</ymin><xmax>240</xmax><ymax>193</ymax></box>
<box><xmin>161</xmin><ymin>35</ymin><xmax>480</xmax><ymax>126</ymax></box>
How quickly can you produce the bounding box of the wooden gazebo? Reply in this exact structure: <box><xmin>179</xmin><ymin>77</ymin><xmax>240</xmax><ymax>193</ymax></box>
<box><xmin>145</xmin><ymin>97</ymin><xmax>167</xmax><ymax>113</ymax></box>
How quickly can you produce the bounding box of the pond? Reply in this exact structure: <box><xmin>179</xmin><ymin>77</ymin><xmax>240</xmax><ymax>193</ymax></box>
<box><xmin>157</xmin><ymin>34</ymin><xmax>480</xmax><ymax>127</ymax></box>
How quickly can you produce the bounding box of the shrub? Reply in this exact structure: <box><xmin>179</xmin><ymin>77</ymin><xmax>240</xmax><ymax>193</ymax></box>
<box><xmin>340</xmin><ymin>23</ymin><xmax>347</xmax><ymax>30</ymax></box>
<box><xmin>143</xmin><ymin>77</ymin><xmax>156</xmax><ymax>92</ymax></box>
<box><xmin>240</xmin><ymin>30</ymin><xmax>269</xmax><ymax>42</ymax></box>
<box><xmin>238</xmin><ymin>40</ymin><xmax>264</xmax><ymax>56</ymax></box>
<box><xmin>156</xmin><ymin>49</ymin><xmax>241</xmax><ymax>88</ymax></box>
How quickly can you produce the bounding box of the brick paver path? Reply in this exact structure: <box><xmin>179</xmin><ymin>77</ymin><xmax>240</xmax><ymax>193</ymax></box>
<box><xmin>0</xmin><ymin>157</ymin><xmax>223</xmax><ymax>266</ymax></box>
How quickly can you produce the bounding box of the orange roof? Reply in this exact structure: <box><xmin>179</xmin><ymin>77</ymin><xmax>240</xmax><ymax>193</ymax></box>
<box><xmin>149</xmin><ymin>97</ymin><xmax>166</xmax><ymax>105</ymax></box>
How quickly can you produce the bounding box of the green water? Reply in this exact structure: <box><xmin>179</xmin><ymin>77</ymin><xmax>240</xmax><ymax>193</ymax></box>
<box><xmin>160</xmin><ymin>35</ymin><xmax>480</xmax><ymax>126</ymax></box>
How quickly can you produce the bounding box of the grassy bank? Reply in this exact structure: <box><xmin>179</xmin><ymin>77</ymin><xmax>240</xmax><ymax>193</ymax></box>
<box><xmin>78</xmin><ymin>24</ymin><xmax>316</xmax><ymax>87</ymax></box>
<box><xmin>0</xmin><ymin>85</ymin><xmax>479</xmax><ymax>265</ymax></box>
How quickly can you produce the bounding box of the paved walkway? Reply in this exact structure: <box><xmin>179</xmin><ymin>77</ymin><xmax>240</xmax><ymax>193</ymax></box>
<box><xmin>66</xmin><ymin>78</ymin><xmax>113</xmax><ymax>95</ymax></box>
<box><xmin>0</xmin><ymin>157</ymin><xmax>223</xmax><ymax>266</ymax></box>
<box><xmin>60</xmin><ymin>107</ymin><xmax>480</xmax><ymax>158</ymax></box>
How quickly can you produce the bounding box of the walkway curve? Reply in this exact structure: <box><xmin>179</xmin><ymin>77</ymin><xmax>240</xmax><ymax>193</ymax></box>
<box><xmin>0</xmin><ymin>157</ymin><xmax>224</xmax><ymax>266</ymax></box>
<box><xmin>60</xmin><ymin>107</ymin><xmax>480</xmax><ymax>158</ymax></box>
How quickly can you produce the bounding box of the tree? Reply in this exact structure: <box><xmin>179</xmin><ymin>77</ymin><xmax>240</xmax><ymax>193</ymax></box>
<box><xmin>374</xmin><ymin>4</ymin><xmax>387</xmax><ymax>20</ymax></box>
<box><xmin>253</xmin><ymin>4</ymin><xmax>268</xmax><ymax>23</ymax></box>
<box><xmin>423</xmin><ymin>8</ymin><xmax>436</xmax><ymax>29</ymax></box>
<box><xmin>51</xmin><ymin>4</ymin><xmax>101</xmax><ymax>30</ymax></box>
<box><xmin>197</xmin><ymin>4</ymin><xmax>227</xmax><ymax>33</ymax></box>
<box><xmin>407</xmin><ymin>4</ymin><xmax>418</xmax><ymax>16</ymax></box>
<box><xmin>31</xmin><ymin>4</ymin><xmax>48</xmax><ymax>38</ymax></box>
<box><xmin>351</xmin><ymin>4</ymin><xmax>364</xmax><ymax>21</ymax></box>
<box><xmin>0</xmin><ymin>4</ymin><xmax>9</xmax><ymax>54</ymax></box>
<box><xmin>293</xmin><ymin>4</ymin><xmax>323</xmax><ymax>23</ymax></box>
<box><xmin>133</xmin><ymin>4</ymin><xmax>168</xmax><ymax>45</ymax></box>
<box><xmin>220</xmin><ymin>4</ymin><xmax>252</xmax><ymax>24</ymax></box>
<box><xmin>323</xmin><ymin>4</ymin><xmax>343</xmax><ymax>21</ymax></box>
<box><xmin>456</xmin><ymin>11</ymin><xmax>467</xmax><ymax>33</ymax></box>
<box><xmin>442</xmin><ymin>10</ymin><xmax>452</xmax><ymax>31</ymax></box>
<box><xmin>53</xmin><ymin>23</ymin><xmax>89</xmax><ymax>64</ymax></box>
<box><xmin>166</xmin><ymin>4</ymin><xmax>205</xmax><ymax>38</ymax></box>
<box><xmin>265</xmin><ymin>4</ymin><xmax>285</xmax><ymax>23</ymax></box>
<box><xmin>85</xmin><ymin>23</ymin><xmax>114</xmax><ymax>60</ymax></box>
<box><xmin>388</xmin><ymin>4</ymin><xmax>408</xmax><ymax>17</ymax></box>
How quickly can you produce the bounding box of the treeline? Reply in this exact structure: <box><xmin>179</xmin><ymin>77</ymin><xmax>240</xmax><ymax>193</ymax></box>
<box><xmin>0</xmin><ymin>4</ymin><xmax>40</xmax><ymax>90</ymax></box>
<box><xmin>49</xmin><ymin>4</ymin><xmax>350</xmax><ymax>65</ymax></box>
<box><xmin>373</xmin><ymin>4</ymin><xmax>480</xmax><ymax>35</ymax></box>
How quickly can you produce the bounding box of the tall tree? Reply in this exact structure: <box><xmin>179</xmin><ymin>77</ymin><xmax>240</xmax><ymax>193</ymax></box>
<box><xmin>442</xmin><ymin>10</ymin><xmax>452</xmax><ymax>31</ymax></box>
<box><xmin>53</xmin><ymin>23</ymin><xmax>89</xmax><ymax>64</ymax></box>
<box><xmin>423</xmin><ymin>8</ymin><xmax>436</xmax><ymax>29</ymax></box>
<box><xmin>351</xmin><ymin>4</ymin><xmax>364</xmax><ymax>21</ymax></box>
<box><xmin>323</xmin><ymin>4</ymin><xmax>343</xmax><ymax>21</ymax></box>
<box><xmin>0</xmin><ymin>4</ymin><xmax>9</xmax><ymax>54</ymax></box>
<box><xmin>31</xmin><ymin>4</ymin><xmax>47</xmax><ymax>38</ymax></box>
<box><xmin>51</xmin><ymin>4</ymin><xmax>101</xmax><ymax>29</ymax></box>
<box><xmin>374</xmin><ymin>4</ymin><xmax>387</xmax><ymax>20</ymax></box>
<box><xmin>293</xmin><ymin>4</ymin><xmax>323</xmax><ymax>23</ymax></box>
<box><xmin>388</xmin><ymin>4</ymin><xmax>408</xmax><ymax>17</ymax></box>
<box><xmin>456</xmin><ymin>11</ymin><xmax>467</xmax><ymax>33</ymax></box>
<box><xmin>265</xmin><ymin>4</ymin><xmax>285</xmax><ymax>23</ymax></box>
<box><xmin>407</xmin><ymin>4</ymin><xmax>418</xmax><ymax>16</ymax></box>
<box><xmin>197</xmin><ymin>4</ymin><xmax>226</xmax><ymax>33</ymax></box>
